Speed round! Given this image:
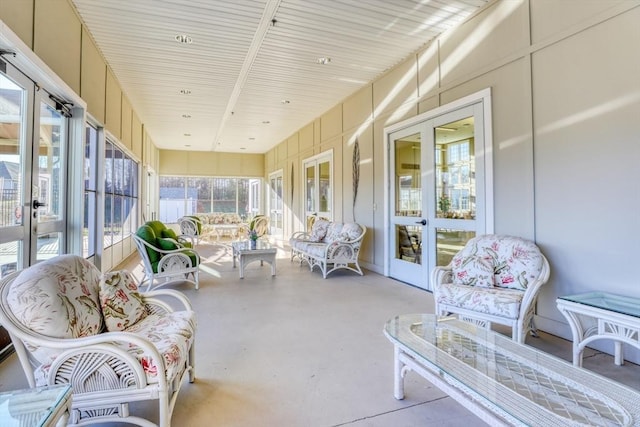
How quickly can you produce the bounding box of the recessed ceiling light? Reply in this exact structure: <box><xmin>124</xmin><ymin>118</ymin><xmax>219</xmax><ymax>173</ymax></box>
<box><xmin>240</xmin><ymin>147</ymin><xmax>246</xmax><ymax>150</ymax></box>
<box><xmin>316</xmin><ymin>57</ymin><xmax>331</xmax><ymax>65</ymax></box>
<box><xmin>281</xmin><ymin>100</ymin><xmax>290</xmax><ymax>104</ymax></box>
<box><xmin>180</xmin><ymin>89</ymin><xmax>191</xmax><ymax>95</ymax></box>
<box><xmin>185</xmin><ymin>144</ymin><xmax>191</xmax><ymax>147</ymax></box>
<box><xmin>182</xmin><ymin>114</ymin><xmax>191</xmax><ymax>118</ymax></box>
<box><xmin>248</xmin><ymin>137</ymin><xmax>255</xmax><ymax>140</ymax></box>
<box><xmin>262</xmin><ymin>120</ymin><xmax>270</xmax><ymax>124</ymax></box>
<box><xmin>175</xmin><ymin>34</ymin><xmax>193</xmax><ymax>44</ymax></box>
<box><xmin>184</xmin><ymin>133</ymin><xmax>191</xmax><ymax>137</ymax></box>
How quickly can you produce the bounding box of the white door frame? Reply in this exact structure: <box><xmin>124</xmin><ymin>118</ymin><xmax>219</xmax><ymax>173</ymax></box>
<box><xmin>383</xmin><ymin>88</ymin><xmax>494</xmax><ymax>284</ymax></box>
<box><xmin>302</xmin><ymin>149</ymin><xmax>333</xmax><ymax>228</ymax></box>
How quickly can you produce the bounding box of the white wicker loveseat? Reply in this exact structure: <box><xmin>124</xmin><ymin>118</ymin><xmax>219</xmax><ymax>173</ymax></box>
<box><xmin>0</xmin><ymin>254</ymin><xmax>196</xmax><ymax>427</ymax></box>
<box><xmin>290</xmin><ymin>219</ymin><xmax>366</xmax><ymax>278</ymax></box>
<box><xmin>432</xmin><ymin>234</ymin><xmax>550</xmax><ymax>343</ymax></box>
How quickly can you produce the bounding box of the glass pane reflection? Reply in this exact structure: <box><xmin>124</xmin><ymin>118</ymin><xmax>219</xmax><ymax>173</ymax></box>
<box><xmin>396</xmin><ymin>224</ymin><xmax>422</xmax><ymax>264</ymax></box>
<box><xmin>395</xmin><ymin>134</ymin><xmax>421</xmax><ymax>217</ymax></box>
<box><xmin>436</xmin><ymin>228</ymin><xmax>475</xmax><ymax>266</ymax></box>
<box><xmin>435</xmin><ymin>117</ymin><xmax>475</xmax><ymax>220</ymax></box>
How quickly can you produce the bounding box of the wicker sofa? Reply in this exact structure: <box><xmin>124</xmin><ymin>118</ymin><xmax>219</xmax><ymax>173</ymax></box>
<box><xmin>290</xmin><ymin>219</ymin><xmax>366</xmax><ymax>278</ymax></box>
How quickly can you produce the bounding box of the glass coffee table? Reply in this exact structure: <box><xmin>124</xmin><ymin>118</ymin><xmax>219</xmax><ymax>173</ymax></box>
<box><xmin>384</xmin><ymin>314</ymin><xmax>640</xmax><ymax>426</ymax></box>
<box><xmin>0</xmin><ymin>384</ymin><xmax>72</xmax><ymax>427</ymax></box>
<box><xmin>557</xmin><ymin>292</ymin><xmax>640</xmax><ymax>366</ymax></box>
<box><xmin>231</xmin><ymin>240</ymin><xmax>277</xmax><ymax>279</ymax></box>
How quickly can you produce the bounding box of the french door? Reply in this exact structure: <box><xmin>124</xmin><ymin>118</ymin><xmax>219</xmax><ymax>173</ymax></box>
<box><xmin>387</xmin><ymin>94</ymin><xmax>491</xmax><ymax>290</ymax></box>
<box><xmin>303</xmin><ymin>151</ymin><xmax>332</xmax><ymax>229</ymax></box>
<box><xmin>0</xmin><ymin>61</ymin><xmax>67</xmax><ymax>276</ymax></box>
<box><xmin>268</xmin><ymin>170</ymin><xmax>283</xmax><ymax>238</ymax></box>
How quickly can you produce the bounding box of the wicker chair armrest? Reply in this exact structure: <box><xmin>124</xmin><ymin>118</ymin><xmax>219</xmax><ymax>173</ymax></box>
<box><xmin>290</xmin><ymin>231</ymin><xmax>311</xmax><ymax>240</ymax></box>
<box><xmin>143</xmin><ymin>289</ymin><xmax>193</xmax><ymax>312</ymax></box>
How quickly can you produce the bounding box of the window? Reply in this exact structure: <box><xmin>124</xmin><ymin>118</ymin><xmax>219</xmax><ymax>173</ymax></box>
<box><xmin>83</xmin><ymin>124</ymin><xmax>98</xmax><ymax>257</ymax></box>
<box><xmin>159</xmin><ymin>176</ymin><xmax>259</xmax><ymax>223</ymax></box>
<box><xmin>104</xmin><ymin>141</ymin><xmax>138</xmax><ymax>249</ymax></box>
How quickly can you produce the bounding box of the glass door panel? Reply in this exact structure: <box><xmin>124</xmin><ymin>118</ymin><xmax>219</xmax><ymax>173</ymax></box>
<box><xmin>32</xmin><ymin>98</ymin><xmax>66</xmax><ymax>261</ymax></box>
<box><xmin>269</xmin><ymin>170</ymin><xmax>283</xmax><ymax>237</ymax></box>
<box><xmin>303</xmin><ymin>151</ymin><xmax>333</xmax><ymax>230</ymax></box>
<box><xmin>0</xmin><ymin>67</ymin><xmax>30</xmax><ymax>275</ymax></box>
<box><xmin>389</xmin><ymin>124</ymin><xmax>427</xmax><ymax>285</ymax></box>
<box><xmin>388</xmin><ymin>99</ymin><xmax>489</xmax><ymax>290</ymax></box>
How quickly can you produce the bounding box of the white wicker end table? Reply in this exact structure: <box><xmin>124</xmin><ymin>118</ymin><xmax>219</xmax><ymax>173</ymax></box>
<box><xmin>231</xmin><ymin>240</ymin><xmax>277</xmax><ymax>279</ymax></box>
<box><xmin>0</xmin><ymin>384</ymin><xmax>72</xmax><ymax>427</ymax></box>
<box><xmin>557</xmin><ymin>292</ymin><xmax>640</xmax><ymax>367</ymax></box>
<box><xmin>384</xmin><ymin>314</ymin><xmax>640</xmax><ymax>426</ymax></box>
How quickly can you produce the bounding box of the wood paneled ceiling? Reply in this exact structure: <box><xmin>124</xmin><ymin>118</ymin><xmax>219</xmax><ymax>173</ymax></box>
<box><xmin>71</xmin><ymin>0</ymin><xmax>489</xmax><ymax>153</ymax></box>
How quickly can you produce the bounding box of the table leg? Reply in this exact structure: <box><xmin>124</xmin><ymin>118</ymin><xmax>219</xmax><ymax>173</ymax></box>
<box><xmin>615</xmin><ymin>341</ymin><xmax>624</xmax><ymax>366</ymax></box>
<box><xmin>239</xmin><ymin>256</ymin><xmax>245</xmax><ymax>279</ymax></box>
<box><xmin>270</xmin><ymin>257</ymin><xmax>276</xmax><ymax>276</ymax></box>
<box><xmin>394</xmin><ymin>345</ymin><xmax>405</xmax><ymax>400</ymax></box>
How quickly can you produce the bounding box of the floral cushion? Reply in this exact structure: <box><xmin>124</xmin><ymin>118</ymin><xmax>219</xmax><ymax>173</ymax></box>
<box><xmin>99</xmin><ymin>271</ymin><xmax>148</xmax><ymax>332</ymax></box>
<box><xmin>6</xmin><ymin>255</ymin><xmax>103</xmax><ymax>364</ymax></box>
<box><xmin>341</xmin><ymin>223</ymin><xmax>363</xmax><ymax>241</ymax></box>
<box><xmin>34</xmin><ymin>310</ymin><xmax>197</xmax><ymax>386</ymax></box>
<box><xmin>452</xmin><ymin>255</ymin><xmax>494</xmax><ymax>288</ymax></box>
<box><xmin>325</xmin><ymin>222</ymin><xmax>344</xmax><ymax>243</ymax></box>
<box><xmin>450</xmin><ymin>235</ymin><xmax>544</xmax><ymax>291</ymax></box>
<box><xmin>309</xmin><ymin>219</ymin><xmax>330</xmax><ymax>242</ymax></box>
<box><xmin>437</xmin><ymin>282</ymin><xmax>524</xmax><ymax>319</ymax></box>
<box><xmin>121</xmin><ymin>310</ymin><xmax>197</xmax><ymax>383</ymax></box>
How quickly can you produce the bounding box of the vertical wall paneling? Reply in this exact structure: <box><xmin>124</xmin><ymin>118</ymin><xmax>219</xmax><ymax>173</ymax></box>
<box><xmin>33</xmin><ymin>0</ymin><xmax>81</xmax><ymax>93</ymax></box>
<box><xmin>0</xmin><ymin>0</ymin><xmax>34</xmax><ymax>48</ymax></box>
<box><xmin>105</xmin><ymin>68</ymin><xmax>122</xmax><ymax>139</ymax></box>
<box><xmin>121</xmin><ymin>95</ymin><xmax>132</xmax><ymax>150</ymax></box>
<box><xmin>80</xmin><ymin>27</ymin><xmax>106</xmax><ymax>123</ymax></box>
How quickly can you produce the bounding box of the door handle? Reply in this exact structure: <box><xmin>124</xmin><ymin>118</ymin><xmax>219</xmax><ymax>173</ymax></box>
<box><xmin>33</xmin><ymin>200</ymin><xmax>47</xmax><ymax>209</ymax></box>
<box><xmin>415</xmin><ymin>219</ymin><xmax>427</xmax><ymax>226</ymax></box>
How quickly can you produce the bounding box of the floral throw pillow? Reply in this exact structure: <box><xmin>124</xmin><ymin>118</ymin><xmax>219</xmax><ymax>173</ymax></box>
<box><xmin>99</xmin><ymin>270</ymin><xmax>148</xmax><ymax>332</ymax></box>
<box><xmin>451</xmin><ymin>255</ymin><xmax>495</xmax><ymax>288</ymax></box>
<box><xmin>309</xmin><ymin>219</ymin><xmax>330</xmax><ymax>242</ymax></box>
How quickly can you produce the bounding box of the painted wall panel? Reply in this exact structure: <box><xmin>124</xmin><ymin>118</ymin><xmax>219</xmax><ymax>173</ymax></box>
<box><xmin>105</xmin><ymin>69</ymin><xmax>121</xmax><ymax>139</ymax></box>
<box><xmin>417</xmin><ymin>41</ymin><xmax>439</xmax><ymax>99</ymax></box>
<box><xmin>299</xmin><ymin>122</ymin><xmax>314</xmax><ymax>151</ymax></box>
<box><xmin>159</xmin><ymin>150</ymin><xmax>264</xmax><ymax>177</ymax></box>
<box><xmin>344</xmin><ymin>126</ymin><xmax>374</xmax><ymax>264</ymax></box>
<box><xmin>132</xmin><ymin>112</ymin><xmax>143</xmax><ymax>159</ymax></box>
<box><xmin>530</xmin><ymin>0</ymin><xmax>635</xmax><ymax>44</ymax></box>
<box><xmin>442</xmin><ymin>59</ymin><xmax>535</xmax><ymax>240</ymax></box>
<box><xmin>33</xmin><ymin>0</ymin><xmax>81</xmax><ymax>93</ymax></box>
<box><xmin>0</xmin><ymin>0</ymin><xmax>34</xmax><ymax>48</ymax></box>
<box><xmin>373</xmin><ymin>56</ymin><xmax>417</xmax><ymax>116</ymax></box>
<box><xmin>532</xmin><ymin>8</ymin><xmax>640</xmax><ymax>338</ymax></box>
<box><xmin>417</xmin><ymin>95</ymin><xmax>439</xmax><ymax>115</ymax></box>
<box><xmin>287</xmin><ymin>134</ymin><xmax>299</xmax><ymax>158</ymax></box>
<box><xmin>343</xmin><ymin>85</ymin><xmax>373</xmax><ymax>133</ymax></box>
<box><xmin>320</xmin><ymin>105</ymin><xmax>342</xmax><ymax>142</ymax></box>
<box><xmin>121</xmin><ymin>95</ymin><xmax>132</xmax><ymax>150</ymax></box>
<box><xmin>439</xmin><ymin>0</ymin><xmax>528</xmax><ymax>87</ymax></box>
<box><xmin>80</xmin><ymin>28</ymin><xmax>106</xmax><ymax>123</ymax></box>
<box><xmin>277</xmin><ymin>141</ymin><xmax>287</xmax><ymax>163</ymax></box>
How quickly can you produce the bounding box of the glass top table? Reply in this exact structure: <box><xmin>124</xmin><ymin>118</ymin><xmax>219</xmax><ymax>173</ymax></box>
<box><xmin>384</xmin><ymin>314</ymin><xmax>640</xmax><ymax>426</ymax></box>
<box><xmin>558</xmin><ymin>292</ymin><xmax>640</xmax><ymax>318</ymax></box>
<box><xmin>231</xmin><ymin>240</ymin><xmax>277</xmax><ymax>278</ymax></box>
<box><xmin>0</xmin><ymin>385</ymin><xmax>72</xmax><ymax>427</ymax></box>
<box><xmin>557</xmin><ymin>292</ymin><xmax>640</xmax><ymax>366</ymax></box>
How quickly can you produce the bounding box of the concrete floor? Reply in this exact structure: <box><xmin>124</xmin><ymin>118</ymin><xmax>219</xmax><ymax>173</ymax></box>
<box><xmin>1</xmin><ymin>240</ymin><xmax>639</xmax><ymax>426</ymax></box>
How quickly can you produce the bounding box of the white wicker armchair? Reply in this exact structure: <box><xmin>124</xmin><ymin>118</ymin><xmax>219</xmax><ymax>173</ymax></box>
<box><xmin>178</xmin><ymin>215</ymin><xmax>203</xmax><ymax>245</ymax></box>
<box><xmin>432</xmin><ymin>234</ymin><xmax>550</xmax><ymax>343</ymax></box>
<box><xmin>0</xmin><ymin>255</ymin><xmax>197</xmax><ymax>427</ymax></box>
<box><xmin>134</xmin><ymin>222</ymin><xmax>200</xmax><ymax>291</ymax></box>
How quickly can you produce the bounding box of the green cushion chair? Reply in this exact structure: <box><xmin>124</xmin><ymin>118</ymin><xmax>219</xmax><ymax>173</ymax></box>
<box><xmin>133</xmin><ymin>221</ymin><xmax>200</xmax><ymax>291</ymax></box>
